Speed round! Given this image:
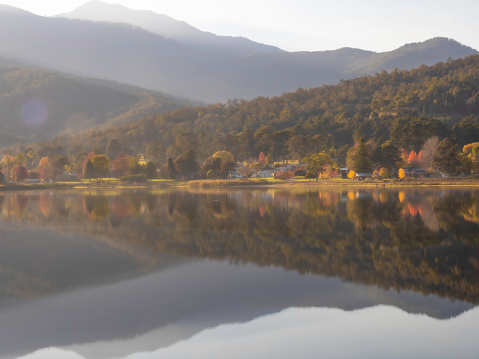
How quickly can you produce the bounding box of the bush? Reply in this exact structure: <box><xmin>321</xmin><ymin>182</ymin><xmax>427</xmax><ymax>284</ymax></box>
<box><xmin>294</xmin><ymin>168</ymin><xmax>306</xmax><ymax>176</ymax></box>
<box><xmin>119</xmin><ymin>174</ymin><xmax>148</xmax><ymax>183</ymax></box>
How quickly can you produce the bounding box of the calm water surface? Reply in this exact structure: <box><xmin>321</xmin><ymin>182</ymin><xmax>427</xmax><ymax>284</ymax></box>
<box><xmin>0</xmin><ymin>187</ymin><xmax>478</xmax><ymax>358</ymax></box>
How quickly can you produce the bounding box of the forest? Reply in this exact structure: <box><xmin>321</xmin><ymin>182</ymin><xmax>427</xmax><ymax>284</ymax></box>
<box><xmin>1</xmin><ymin>55</ymin><xmax>479</xmax><ymax>180</ymax></box>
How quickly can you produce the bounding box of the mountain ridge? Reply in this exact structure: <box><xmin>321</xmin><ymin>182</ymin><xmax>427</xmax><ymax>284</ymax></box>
<box><xmin>57</xmin><ymin>0</ymin><xmax>284</xmax><ymax>57</ymax></box>
<box><xmin>0</xmin><ymin>4</ymin><xmax>477</xmax><ymax>103</ymax></box>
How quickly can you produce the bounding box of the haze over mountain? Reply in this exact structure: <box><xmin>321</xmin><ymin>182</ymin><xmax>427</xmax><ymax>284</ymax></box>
<box><xmin>0</xmin><ymin>65</ymin><xmax>191</xmax><ymax>146</ymax></box>
<box><xmin>57</xmin><ymin>0</ymin><xmax>284</xmax><ymax>57</ymax></box>
<box><xmin>0</xmin><ymin>3</ymin><xmax>477</xmax><ymax>103</ymax></box>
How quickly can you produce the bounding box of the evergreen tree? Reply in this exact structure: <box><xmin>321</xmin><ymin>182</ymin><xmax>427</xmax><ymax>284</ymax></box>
<box><xmin>167</xmin><ymin>157</ymin><xmax>176</xmax><ymax>180</ymax></box>
<box><xmin>105</xmin><ymin>139</ymin><xmax>121</xmax><ymax>160</ymax></box>
<box><xmin>83</xmin><ymin>159</ymin><xmax>96</xmax><ymax>180</ymax></box>
<box><xmin>433</xmin><ymin>138</ymin><xmax>461</xmax><ymax>176</ymax></box>
<box><xmin>348</xmin><ymin>138</ymin><xmax>373</xmax><ymax>173</ymax></box>
<box><xmin>144</xmin><ymin>161</ymin><xmax>157</xmax><ymax>179</ymax></box>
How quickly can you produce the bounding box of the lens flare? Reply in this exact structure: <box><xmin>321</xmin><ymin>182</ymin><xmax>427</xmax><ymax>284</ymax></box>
<box><xmin>20</xmin><ymin>99</ymin><xmax>48</xmax><ymax>126</ymax></box>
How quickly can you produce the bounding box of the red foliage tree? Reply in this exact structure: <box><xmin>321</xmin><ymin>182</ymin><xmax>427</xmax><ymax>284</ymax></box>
<box><xmin>15</xmin><ymin>165</ymin><xmax>28</xmax><ymax>182</ymax></box>
<box><xmin>110</xmin><ymin>154</ymin><xmax>131</xmax><ymax>177</ymax></box>
<box><xmin>258</xmin><ymin>152</ymin><xmax>266</xmax><ymax>166</ymax></box>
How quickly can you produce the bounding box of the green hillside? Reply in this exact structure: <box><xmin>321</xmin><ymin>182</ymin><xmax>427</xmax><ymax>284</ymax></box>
<box><xmin>4</xmin><ymin>56</ymin><xmax>479</xmax><ymax>168</ymax></box>
<box><xmin>0</xmin><ymin>66</ymin><xmax>191</xmax><ymax>146</ymax></box>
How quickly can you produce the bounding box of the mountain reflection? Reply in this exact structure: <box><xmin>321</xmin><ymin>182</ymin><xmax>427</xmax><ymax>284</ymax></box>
<box><xmin>0</xmin><ymin>188</ymin><xmax>478</xmax><ymax>304</ymax></box>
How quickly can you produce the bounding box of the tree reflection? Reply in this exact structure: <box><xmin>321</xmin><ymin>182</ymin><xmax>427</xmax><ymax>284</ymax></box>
<box><xmin>0</xmin><ymin>188</ymin><xmax>478</xmax><ymax>303</ymax></box>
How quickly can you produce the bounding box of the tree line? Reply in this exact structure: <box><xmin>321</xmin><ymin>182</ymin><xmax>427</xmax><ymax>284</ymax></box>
<box><xmin>1</xmin><ymin>55</ymin><xmax>479</xmax><ymax>180</ymax></box>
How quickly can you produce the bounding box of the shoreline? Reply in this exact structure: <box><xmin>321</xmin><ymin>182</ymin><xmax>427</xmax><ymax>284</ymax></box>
<box><xmin>1</xmin><ymin>177</ymin><xmax>479</xmax><ymax>192</ymax></box>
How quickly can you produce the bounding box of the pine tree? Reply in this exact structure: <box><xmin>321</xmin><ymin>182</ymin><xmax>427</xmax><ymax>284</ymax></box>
<box><xmin>353</xmin><ymin>138</ymin><xmax>373</xmax><ymax>173</ymax></box>
<box><xmin>83</xmin><ymin>159</ymin><xmax>96</xmax><ymax>180</ymax></box>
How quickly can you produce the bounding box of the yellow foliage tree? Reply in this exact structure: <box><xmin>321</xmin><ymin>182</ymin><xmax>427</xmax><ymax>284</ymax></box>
<box><xmin>398</xmin><ymin>168</ymin><xmax>406</xmax><ymax>179</ymax></box>
<box><xmin>347</xmin><ymin>170</ymin><xmax>356</xmax><ymax>179</ymax></box>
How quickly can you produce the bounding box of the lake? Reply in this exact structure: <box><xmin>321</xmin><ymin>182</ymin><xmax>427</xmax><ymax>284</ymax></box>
<box><xmin>0</xmin><ymin>187</ymin><xmax>478</xmax><ymax>359</ymax></box>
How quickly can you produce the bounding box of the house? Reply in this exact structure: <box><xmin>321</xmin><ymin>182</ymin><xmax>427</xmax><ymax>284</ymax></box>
<box><xmin>355</xmin><ymin>173</ymin><xmax>373</xmax><ymax>180</ymax></box>
<box><xmin>252</xmin><ymin>170</ymin><xmax>274</xmax><ymax>178</ymax></box>
<box><xmin>340</xmin><ymin>168</ymin><xmax>349</xmax><ymax>179</ymax></box>
<box><xmin>229</xmin><ymin>171</ymin><xmax>245</xmax><ymax>179</ymax></box>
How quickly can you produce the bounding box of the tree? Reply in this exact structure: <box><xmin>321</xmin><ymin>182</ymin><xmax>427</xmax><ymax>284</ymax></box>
<box><xmin>347</xmin><ymin>170</ymin><xmax>356</xmax><ymax>179</ymax></box>
<box><xmin>105</xmin><ymin>139</ymin><xmax>121</xmax><ymax>160</ymax></box>
<box><xmin>274</xmin><ymin>170</ymin><xmax>294</xmax><ymax>181</ymax></box>
<box><xmin>213</xmin><ymin>151</ymin><xmax>234</xmax><ymax>163</ymax></box>
<box><xmin>38</xmin><ymin>157</ymin><xmax>53</xmax><ymax>180</ymax></box>
<box><xmin>111</xmin><ymin>154</ymin><xmax>130</xmax><ymax>177</ymax></box>
<box><xmin>398</xmin><ymin>168</ymin><xmax>406</xmax><ymax>179</ymax></box>
<box><xmin>15</xmin><ymin>165</ymin><xmax>28</xmax><ymax>182</ymax></box>
<box><xmin>433</xmin><ymin>138</ymin><xmax>462</xmax><ymax>176</ymax></box>
<box><xmin>347</xmin><ymin>138</ymin><xmax>373</xmax><ymax>173</ymax></box>
<box><xmin>1</xmin><ymin>155</ymin><xmax>15</xmax><ymax>182</ymax></box>
<box><xmin>258</xmin><ymin>152</ymin><xmax>266</xmax><ymax>166</ymax></box>
<box><xmin>129</xmin><ymin>156</ymin><xmax>143</xmax><ymax>175</ymax></box>
<box><xmin>373</xmin><ymin>140</ymin><xmax>402</xmax><ymax>171</ymax></box>
<box><xmin>303</xmin><ymin>153</ymin><xmax>337</xmax><ymax>176</ymax></box>
<box><xmin>379</xmin><ymin>167</ymin><xmax>390</xmax><ymax>179</ymax></box>
<box><xmin>83</xmin><ymin>159</ymin><xmax>96</xmax><ymax>180</ymax></box>
<box><xmin>203</xmin><ymin>154</ymin><xmax>234</xmax><ymax>179</ymax></box>
<box><xmin>91</xmin><ymin>155</ymin><xmax>110</xmax><ymax>179</ymax></box>
<box><xmin>167</xmin><ymin>157</ymin><xmax>176</xmax><ymax>180</ymax></box>
<box><xmin>82</xmin><ymin>153</ymin><xmax>95</xmax><ymax>175</ymax></box>
<box><xmin>144</xmin><ymin>161</ymin><xmax>157</xmax><ymax>179</ymax></box>
<box><xmin>53</xmin><ymin>156</ymin><xmax>69</xmax><ymax>180</ymax></box>
<box><xmin>175</xmin><ymin>149</ymin><xmax>198</xmax><ymax>177</ymax></box>
<box><xmin>419</xmin><ymin>137</ymin><xmax>439</xmax><ymax>170</ymax></box>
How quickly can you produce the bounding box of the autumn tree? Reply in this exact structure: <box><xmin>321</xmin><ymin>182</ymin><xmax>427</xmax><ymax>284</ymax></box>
<box><xmin>258</xmin><ymin>152</ymin><xmax>266</xmax><ymax>167</ymax></box>
<box><xmin>274</xmin><ymin>170</ymin><xmax>294</xmax><ymax>181</ymax></box>
<box><xmin>15</xmin><ymin>165</ymin><xmax>28</xmax><ymax>182</ymax></box>
<box><xmin>419</xmin><ymin>137</ymin><xmax>439</xmax><ymax>170</ymax></box>
<box><xmin>1</xmin><ymin>155</ymin><xmax>15</xmax><ymax>182</ymax></box>
<box><xmin>38</xmin><ymin>157</ymin><xmax>53</xmax><ymax>180</ymax></box>
<box><xmin>379</xmin><ymin>167</ymin><xmax>390</xmax><ymax>179</ymax></box>
<box><xmin>303</xmin><ymin>153</ymin><xmax>337</xmax><ymax>177</ymax></box>
<box><xmin>111</xmin><ymin>154</ymin><xmax>130</xmax><ymax>177</ymax></box>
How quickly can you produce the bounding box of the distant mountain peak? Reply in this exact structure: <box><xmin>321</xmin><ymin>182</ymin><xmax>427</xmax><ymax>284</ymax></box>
<box><xmin>57</xmin><ymin>0</ymin><xmax>283</xmax><ymax>57</ymax></box>
<box><xmin>0</xmin><ymin>4</ymin><xmax>34</xmax><ymax>16</ymax></box>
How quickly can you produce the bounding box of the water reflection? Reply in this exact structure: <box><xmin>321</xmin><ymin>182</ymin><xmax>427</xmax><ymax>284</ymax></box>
<box><xmin>0</xmin><ymin>187</ymin><xmax>478</xmax><ymax>358</ymax></box>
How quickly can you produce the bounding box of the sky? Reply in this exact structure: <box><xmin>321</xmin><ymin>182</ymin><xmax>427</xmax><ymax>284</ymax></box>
<box><xmin>0</xmin><ymin>0</ymin><xmax>478</xmax><ymax>52</ymax></box>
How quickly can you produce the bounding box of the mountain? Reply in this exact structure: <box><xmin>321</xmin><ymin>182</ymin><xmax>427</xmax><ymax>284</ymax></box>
<box><xmin>57</xmin><ymin>0</ymin><xmax>284</xmax><ymax>57</ymax></box>
<box><xmin>0</xmin><ymin>65</ymin><xmax>191</xmax><ymax>146</ymax></box>
<box><xmin>28</xmin><ymin>55</ymin><xmax>478</xmax><ymax>164</ymax></box>
<box><xmin>0</xmin><ymin>5</ymin><xmax>477</xmax><ymax>103</ymax></box>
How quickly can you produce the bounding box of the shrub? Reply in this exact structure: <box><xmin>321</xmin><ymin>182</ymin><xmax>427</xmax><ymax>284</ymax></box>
<box><xmin>119</xmin><ymin>174</ymin><xmax>148</xmax><ymax>183</ymax></box>
<box><xmin>294</xmin><ymin>168</ymin><xmax>306</xmax><ymax>176</ymax></box>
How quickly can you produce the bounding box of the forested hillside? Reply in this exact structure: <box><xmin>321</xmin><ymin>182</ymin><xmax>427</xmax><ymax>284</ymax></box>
<box><xmin>3</xmin><ymin>55</ymin><xmax>479</xmax><ymax>173</ymax></box>
<box><xmin>0</xmin><ymin>66</ymin><xmax>191</xmax><ymax>146</ymax></box>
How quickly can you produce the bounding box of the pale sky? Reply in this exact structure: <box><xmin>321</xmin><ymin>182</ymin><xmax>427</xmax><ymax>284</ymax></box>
<box><xmin>1</xmin><ymin>0</ymin><xmax>478</xmax><ymax>52</ymax></box>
